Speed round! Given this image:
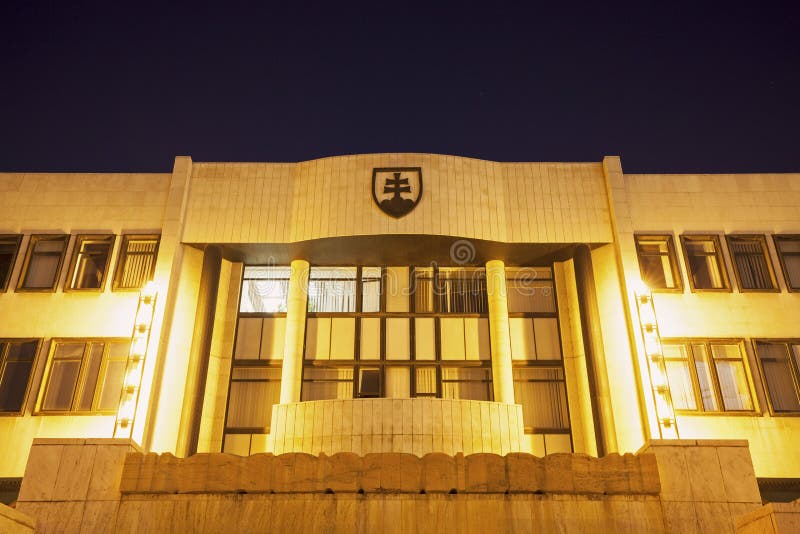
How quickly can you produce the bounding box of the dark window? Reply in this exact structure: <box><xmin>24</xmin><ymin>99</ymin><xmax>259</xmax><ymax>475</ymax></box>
<box><xmin>774</xmin><ymin>235</ymin><xmax>800</xmax><ymax>291</ymax></box>
<box><xmin>726</xmin><ymin>235</ymin><xmax>777</xmax><ymax>291</ymax></box>
<box><xmin>113</xmin><ymin>235</ymin><xmax>159</xmax><ymax>290</ymax></box>
<box><xmin>680</xmin><ymin>235</ymin><xmax>729</xmax><ymax>290</ymax></box>
<box><xmin>18</xmin><ymin>234</ymin><xmax>69</xmax><ymax>291</ymax></box>
<box><xmin>358</xmin><ymin>368</ymin><xmax>381</xmax><ymax>398</ymax></box>
<box><xmin>0</xmin><ymin>340</ymin><xmax>39</xmax><ymax>413</ymax></box>
<box><xmin>412</xmin><ymin>267</ymin><xmax>488</xmax><ymax>313</ymax></box>
<box><xmin>66</xmin><ymin>235</ymin><xmax>115</xmax><ymax>290</ymax></box>
<box><xmin>0</xmin><ymin>235</ymin><xmax>22</xmax><ymax>291</ymax></box>
<box><xmin>40</xmin><ymin>339</ymin><xmax>129</xmax><ymax>413</ymax></box>
<box><xmin>634</xmin><ymin>235</ymin><xmax>682</xmax><ymax>290</ymax></box>
<box><xmin>662</xmin><ymin>340</ymin><xmax>754</xmax><ymax>413</ymax></box>
<box><xmin>754</xmin><ymin>341</ymin><xmax>800</xmax><ymax>413</ymax></box>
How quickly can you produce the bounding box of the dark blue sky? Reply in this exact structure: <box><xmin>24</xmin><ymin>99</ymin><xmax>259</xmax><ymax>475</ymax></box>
<box><xmin>1</xmin><ymin>1</ymin><xmax>798</xmax><ymax>173</ymax></box>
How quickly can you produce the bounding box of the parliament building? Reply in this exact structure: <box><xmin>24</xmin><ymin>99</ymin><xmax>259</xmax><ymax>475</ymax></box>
<box><xmin>0</xmin><ymin>154</ymin><xmax>799</xmax><ymax>532</ymax></box>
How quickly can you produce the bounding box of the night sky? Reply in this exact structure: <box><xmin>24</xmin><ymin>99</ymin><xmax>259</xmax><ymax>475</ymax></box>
<box><xmin>1</xmin><ymin>1</ymin><xmax>798</xmax><ymax>173</ymax></box>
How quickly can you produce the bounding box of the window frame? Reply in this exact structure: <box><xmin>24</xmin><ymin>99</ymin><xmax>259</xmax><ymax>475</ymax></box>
<box><xmin>752</xmin><ymin>339</ymin><xmax>800</xmax><ymax>416</ymax></box>
<box><xmin>661</xmin><ymin>338</ymin><xmax>757</xmax><ymax>415</ymax></box>
<box><xmin>0</xmin><ymin>338</ymin><xmax>41</xmax><ymax>415</ymax></box>
<box><xmin>36</xmin><ymin>338</ymin><xmax>130</xmax><ymax>415</ymax></box>
<box><xmin>0</xmin><ymin>234</ymin><xmax>23</xmax><ymax>292</ymax></box>
<box><xmin>724</xmin><ymin>234</ymin><xmax>779</xmax><ymax>292</ymax></box>
<box><xmin>16</xmin><ymin>234</ymin><xmax>70</xmax><ymax>292</ymax></box>
<box><xmin>773</xmin><ymin>234</ymin><xmax>800</xmax><ymax>292</ymax></box>
<box><xmin>679</xmin><ymin>234</ymin><xmax>731</xmax><ymax>292</ymax></box>
<box><xmin>64</xmin><ymin>234</ymin><xmax>116</xmax><ymax>292</ymax></box>
<box><xmin>633</xmin><ymin>233</ymin><xmax>683</xmax><ymax>292</ymax></box>
<box><xmin>112</xmin><ymin>234</ymin><xmax>160</xmax><ymax>291</ymax></box>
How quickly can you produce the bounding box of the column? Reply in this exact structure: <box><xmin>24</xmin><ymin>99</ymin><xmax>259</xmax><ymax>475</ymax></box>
<box><xmin>573</xmin><ymin>244</ymin><xmax>618</xmax><ymax>455</ymax></box>
<box><xmin>179</xmin><ymin>245</ymin><xmax>222</xmax><ymax>456</ymax></box>
<box><xmin>486</xmin><ymin>260</ymin><xmax>515</xmax><ymax>404</ymax></box>
<box><xmin>279</xmin><ymin>259</ymin><xmax>310</xmax><ymax>404</ymax></box>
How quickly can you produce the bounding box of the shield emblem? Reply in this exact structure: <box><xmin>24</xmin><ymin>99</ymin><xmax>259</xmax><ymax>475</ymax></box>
<box><xmin>372</xmin><ymin>167</ymin><xmax>423</xmax><ymax>218</ymax></box>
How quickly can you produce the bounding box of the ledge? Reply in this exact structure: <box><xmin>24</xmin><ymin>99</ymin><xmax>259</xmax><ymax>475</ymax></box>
<box><xmin>120</xmin><ymin>451</ymin><xmax>660</xmax><ymax>496</ymax></box>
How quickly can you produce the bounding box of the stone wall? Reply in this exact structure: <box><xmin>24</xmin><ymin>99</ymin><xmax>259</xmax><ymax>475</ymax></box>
<box><xmin>15</xmin><ymin>438</ymin><xmax>767</xmax><ymax>533</ymax></box>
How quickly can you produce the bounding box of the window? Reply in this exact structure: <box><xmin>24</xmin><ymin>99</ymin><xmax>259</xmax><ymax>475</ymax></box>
<box><xmin>240</xmin><ymin>266</ymin><xmax>290</xmax><ymax>312</ymax></box>
<box><xmin>113</xmin><ymin>234</ymin><xmax>159</xmax><ymax>290</ymax></box>
<box><xmin>680</xmin><ymin>235</ymin><xmax>730</xmax><ymax>291</ymax></box>
<box><xmin>634</xmin><ymin>235</ymin><xmax>682</xmax><ymax>291</ymax></box>
<box><xmin>39</xmin><ymin>339</ymin><xmax>129</xmax><ymax>413</ymax></box>
<box><xmin>66</xmin><ymin>235</ymin><xmax>115</xmax><ymax>290</ymax></box>
<box><xmin>308</xmin><ymin>267</ymin><xmax>357</xmax><ymax>313</ymax></box>
<box><xmin>754</xmin><ymin>341</ymin><xmax>800</xmax><ymax>413</ymax></box>
<box><xmin>441</xmin><ymin>367</ymin><xmax>492</xmax><ymax>400</ymax></box>
<box><xmin>774</xmin><ymin>235</ymin><xmax>800</xmax><ymax>291</ymax></box>
<box><xmin>662</xmin><ymin>340</ymin><xmax>754</xmax><ymax>413</ymax></box>
<box><xmin>725</xmin><ymin>235</ymin><xmax>777</xmax><ymax>291</ymax></box>
<box><xmin>412</xmin><ymin>266</ymin><xmax>488</xmax><ymax>313</ymax></box>
<box><xmin>18</xmin><ymin>234</ymin><xmax>69</xmax><ymax>291</ymax></box>
<box><xmin>0</xmin><ymin>235</ymin><xmax>22</xmax><ymax>291</ymax></box>
<box><xmin>0</xmin><ymin>340</ymin><xmax>39</xmax><ymax>413</ymax></box>
<box><xmin>513</xmin><ymin>367</ymin><xmax>569</xmax><ymax>432</ymax></box>
<box><xmin>302</xmin><ymin>367</ymin><xmax>355</xmax><ymax>400</ymax></box>
<box><xmin>506</xmin><ymin>267</ymin><xmax>557</xmax><ymax>312</ymax></box>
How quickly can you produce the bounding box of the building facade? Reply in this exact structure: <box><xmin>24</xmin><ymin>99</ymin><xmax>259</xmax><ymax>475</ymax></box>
<box><xmin>1</xmin><ymin>154</ymin><xmax>799</xmax><ymax>529</ymax></box>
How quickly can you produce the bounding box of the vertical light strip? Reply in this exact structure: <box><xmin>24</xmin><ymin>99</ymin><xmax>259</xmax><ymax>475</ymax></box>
<box><xmin>633</xmin><ymin>282</ymin><xmax>679</xmax><ymax>439</ymax></box>
<box><xmin>113</xmin><ymin>281</ymin><xmax>158</xmax><ymax>438</ymax></box>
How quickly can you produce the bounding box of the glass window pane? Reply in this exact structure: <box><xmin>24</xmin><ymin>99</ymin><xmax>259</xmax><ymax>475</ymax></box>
<box><xmin>260</xmin><ymin>318</ymin><xmax>286</xmax><ymax>360</ymax></box>
<box><xmin>691</xmin><ymin>344</ymin><xmax>720</xmax><ymax>411</ymax></box>
<box><xmin>414</xmin><ymin>318</ymin><xmax>436</xmax><ymax>361</ymax></box>
<box><xmin>441</xmin><ymin>367</ymin><xmax>491</xmax><ymax>401</ymax></box>
<box><xmin>636</xmin><ymin>237</ymin><xmax>678</xmax><ymax>289</ymax></box>
<box><xmin>359</xmin><ymin>318</ymin><xmax>381</xmax><ymax>360</ymax></box>
<box><xmin>25</xmin><ymin>254</ymin><xmax>60</xmax><ymax>288</ymax></box>
<box><xmin>513</xmin><ymin>367</ymin><xmax>569</xmax><ymax>430</ymax></box>
<box><xmin>415</xmin><ymin>367</ymin><xmax>437</xmax><ymax>395</ymax></box>
<box><xmin>358</xmin><ymin>368</ymin><xmax>381</xmax><ymax>398</ymax></box>
<box><xmin>77</xmin><ymin>344</ymin><xmax>104</xmax><ymax>410</ymax></box>
<box><xmin>0</xmin><ymin>360</ymin><xmax>34</xmax><ymax>411</ymax></box>
<box><xmin>305</xmin><ymin>318</ymin><xmax>331</xmax><ymax>360</ymax></box>
<box><xmin>43</xmin><ymin>360</ymin><xmax>81</xmax><ymax>410</ymax></box>
<box><xmin>784</xmin><ymin>255</ymin><xmax>800</xmax><ymax>289</ymax></box>
<box><xmin>330</xmin><ymin>318</ymin><xmax>355</xmax><ymax>359</ymax></box>
<box><xmin>440</xmin><ymin>318</ymin><xmax>466</xmax><ymax>360</ymax></box>
<box><xmin>54</xmin><ymin>342</ymin><xmax>85</xmax><ymax>359</ymax></box>
<box><xmin>761</xmin><ymin>358</ymin><xmax>800</xmax><ymax>412</ymax></box>
<box><xmin>714</xmin><ymin>360</ymin><xmax>753</xmax><ymax>411</ymax></box>
<box><xmin>413</xmin><ymin>268</ymin><xmax>434</xmax><ymax>313</ymax></box>
<box><xmin>0</xmin><ymin>237</ymin><xmax>20</xmax><ymax>289</ymax></box>
<box><xmin>227</xmin><ymin>381</ymin><xmax>278</xmax><ymax>428</ymax></box>
<box><xmin>385</xmin><ymin>366</ymin><xmax>410</xmax><ymax>398</ymax></box>
<box><xmin>534</xmin><ymin>318</ymin><xmax>561</xmax><ymax>360</ymax></box>
<box><xmin>510</xmin><ymin>318</ymin><xmax>535</xmax><ymax>360</ymax></box>
<box><xmin>97</xmin><ymin>359</ymin><xmax>126</xmax><ymax>411</ymax></box>
<box><xmin>234</xmin><ymin>318</ymin><xmax>262</xmax><ymax>360</ymax></box>
<box><xmin>506</xmin><ymin>269</ymin><xmax>556</xmax><ymax>312</ymax></box>
<box><xmin>302</xmin><ymin>367</ymin><xmax>354</xmax><ymax>401</ymax></box>
<box><xmin>385</xmin><ymin>318</ymin><xmax>410</xmax><ymax>360</ymax></box>
<box><xmin>308</xmin><ymin>267</ymin><xmax>356</xmax><ymax>313</ymax></box>
<box><xmin>117</xmin><ymin>236</ymin><xmax>159</xmax><ymax>289</ymax></box>
<box><xmin>685</xmin><ymin>239</ymin><xmax>725</xmax><ymax>289</ymax></box>
<box><xmin>665</xmin><ymin>360</ymin><xmax>697</xmax><ymax>410</ymax></box>
<box><xmin>362</xmin><ymin>267</ymin><xmax>382</xmax><ymax>312</ymax></box>
<box><xmin>729</xmin><ymin>237</ymin><xmax>774</xmax><ymax>290</ymax></box>
<box><xmin>438</xmin><ymin>268</ymin><xmax>487</xmax><ymax>313</ymax></box>
<box><xmin>70</xmin><ymin>237</ymin><xmax>113</xmax><ymax>289</ymax></box>
<box><xmin>385</xmin><ymin>267</ymin><xmax>409</xmax><ymax>312</ymax></box>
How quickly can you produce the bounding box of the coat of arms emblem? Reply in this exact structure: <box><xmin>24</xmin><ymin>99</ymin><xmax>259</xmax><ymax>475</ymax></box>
<box><xmin>372</xmin><ymin>167</ymin><xmax>422</xmax><ymax>218</ymax></box>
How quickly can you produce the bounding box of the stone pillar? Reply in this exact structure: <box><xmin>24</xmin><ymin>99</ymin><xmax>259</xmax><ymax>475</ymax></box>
<box><xmin>279</xmin><ymin>259</ymin><xmax>310</xmax><ymax>404</ymax></box>
<box><xmin>178</xmin><ymin>245</ymin><xmax>222</xmax><ymax>457</ymax></box>
<box><xmin>573</xmin><ymin>245</ymin><xmax>618</xmax><ymax>456</ymax></box>
<box><xmin>486</xmin><ymin>260</ymin><xmax>515</xmax><ymax>404</ymax></box>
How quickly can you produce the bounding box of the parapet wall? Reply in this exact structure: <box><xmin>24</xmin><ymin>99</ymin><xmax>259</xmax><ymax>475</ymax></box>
<box><xmin>15</xmin><ymin>438</ymin><xmax>765</xmax><ymax>533</ymax></box>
